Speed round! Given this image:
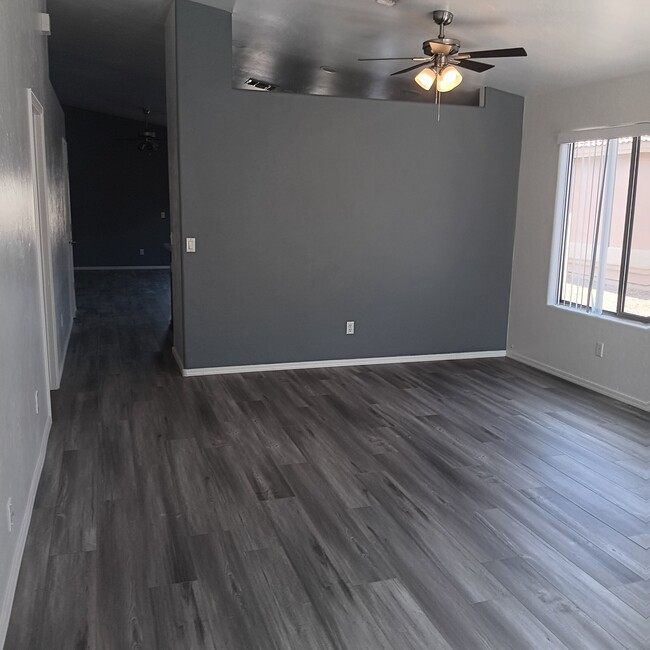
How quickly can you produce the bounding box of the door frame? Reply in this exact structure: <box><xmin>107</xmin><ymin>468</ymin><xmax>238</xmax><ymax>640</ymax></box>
<box><xmin>28</xmin><ymin>90</ymin><xmax>59</xmax><ymax>392</ymax></box>
<box><xmin>62</xmin><ymin>137</ymin><xmax>77</xmax><ymax>318</ymax></box>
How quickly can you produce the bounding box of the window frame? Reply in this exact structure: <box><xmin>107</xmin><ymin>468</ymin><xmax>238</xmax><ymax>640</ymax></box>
<box><xmin>553</xmin><ymin>130</ymin><xmax>650</xmax><ymax>325</ymax></box>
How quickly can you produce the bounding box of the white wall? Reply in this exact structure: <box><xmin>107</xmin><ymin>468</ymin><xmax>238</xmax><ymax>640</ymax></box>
<box><xmin>508</xmin><ymin>71</ymin><xmax>650</xmax><ymax>410</ymax></box>
<box><xmin>0</xmin><ymin>0</ymin><xmax>74</xmax><ymax>643</ymax></box>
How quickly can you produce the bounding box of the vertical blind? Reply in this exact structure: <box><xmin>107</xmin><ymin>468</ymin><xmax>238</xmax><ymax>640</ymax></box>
<box><xmin>559</xmin><ymin>139</ymin><xmax>613</xmax><ymax>311</ymax></box>
<box><xmin>555</xmin><ymin>124</ymin><xmax>650</xmax><ymax>322</ymax></box>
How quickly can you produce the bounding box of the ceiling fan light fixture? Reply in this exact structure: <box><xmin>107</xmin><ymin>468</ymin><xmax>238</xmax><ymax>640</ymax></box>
<box><xmin>414</xmin><ymin>67</ymin><xmax>437</xmax><ymax>91</ymax></box>
<box><xmin>436</xmin><ymin>64</ymin><xmax>462</xmax><ymax>92</ymax></box>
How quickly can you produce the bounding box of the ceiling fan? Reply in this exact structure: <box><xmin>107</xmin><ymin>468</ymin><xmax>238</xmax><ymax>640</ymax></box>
<box><xmin>121</xmin><ymin>108</ymin><xmax>160</xmax><ymax>153</ymax></box>
<box><xmin>359</xmin><ymin>10</ymin><xmax>527</xmax><ymax>95</ymax></box>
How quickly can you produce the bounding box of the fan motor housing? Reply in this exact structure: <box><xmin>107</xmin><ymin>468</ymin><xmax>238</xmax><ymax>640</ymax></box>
<box><xmin>423</xmin><ymin>38</ymin><xmax>460</xmax><ymax>57</ymax></box>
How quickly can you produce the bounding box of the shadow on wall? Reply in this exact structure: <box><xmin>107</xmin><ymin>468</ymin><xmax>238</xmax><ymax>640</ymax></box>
<box><xmin>64</xmin><ymin>106</ymin><xmax>170</xmax><ymax>268</ymax></box>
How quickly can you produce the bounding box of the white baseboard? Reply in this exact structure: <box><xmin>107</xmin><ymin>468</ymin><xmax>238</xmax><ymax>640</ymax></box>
<box><xmin>0</xmin><ymin>414</ymin><xmax>52</xmax><ymax>648</ymax></box>
<box><xmin>507</xmin><ymin>350</ymin><xmax>649</xmax><ymax>412</ymax></box>
<box><xmin>174</xmin><ymin>349</ymin><xmax>507</xmax><ymax>377</ymax></box>
<box><xmin>74</xmin><ymin>265</ymin><xmax>170</xmax><ymax>270</ymax></box>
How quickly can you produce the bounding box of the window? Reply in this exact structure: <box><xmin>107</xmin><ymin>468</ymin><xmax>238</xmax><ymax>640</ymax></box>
<box><xmin>554</xmin><ymin>132</ymin><xmax>650</xmax><ymax>324</ymax></box>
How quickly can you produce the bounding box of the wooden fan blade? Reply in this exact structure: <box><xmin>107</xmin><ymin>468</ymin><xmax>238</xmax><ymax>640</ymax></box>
<box><xmin>359</xmin><ymin>56</ymin><xmax>431</xmax><ymax>62</ymax></box>
<box><xmin>390</xmin><ymin>61</ymin><xmax>432</xmax><ymax>77</ymax></box>
<box><xmin>462</xmin><ymin>47</ymin><xmax>527</xmax><ymax>59</ymax></box>
<box><xmin>455</xmin><ymin>59</ymin><xmax>495</xmax><ymax>73</ymax></box>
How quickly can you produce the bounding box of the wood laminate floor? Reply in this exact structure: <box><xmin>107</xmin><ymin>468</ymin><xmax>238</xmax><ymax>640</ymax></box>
<box><xmin>6</xmin><ymin>270</ymin><xmax>649</xmax><ymax>649</ymax></box>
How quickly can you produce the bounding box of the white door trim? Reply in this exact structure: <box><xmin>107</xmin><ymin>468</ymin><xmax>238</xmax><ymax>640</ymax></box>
<box><xmin>62</xmin><ymin>138</ymin><xmax>76</xmax><ymax>318</ymax></box>
<box><xmin>28</xmin><ymin>90</ymin><xmax>59</xmax><ymax>393</ymax></box>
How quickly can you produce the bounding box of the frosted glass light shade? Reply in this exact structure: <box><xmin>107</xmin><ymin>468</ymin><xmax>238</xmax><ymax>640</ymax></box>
<box><xmin>436</xmin><ymin>65</ymin><xmax>462</xmax><ymax>92</ymax></box>
<box><xmin>414</xmin><ymin>67</ymin><xmax>437</xmax><ymax>91</ymax></box>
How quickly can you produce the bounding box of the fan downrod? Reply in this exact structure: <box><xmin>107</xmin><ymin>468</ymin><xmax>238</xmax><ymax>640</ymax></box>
<box><xmin>423</xmin><ymin>11</ymin><xmax>459</xmax><ymax>57</ymax></box>
<box><xmin>432</xmin><ymin>10</ymin><xmax>453</xmax><ymax>36</ymax></box>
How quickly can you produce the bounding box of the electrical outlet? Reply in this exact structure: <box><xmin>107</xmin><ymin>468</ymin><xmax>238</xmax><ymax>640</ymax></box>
<box><xmin>139</xmin><ymin>248</ymin><xmax>145</xmax><ymax>255</ymax></box>
<box><xmin>186</xmin><ymin>237</ymin><xmax>196</xmax><ymax>253</ymax></box>
<box><xmin>346</xmin><ymin>321</ymin><xmax>355</xmax><ymax>335</ymax></box>
<box><xmin>6</xmin><ymin>498</ymin><xmax>14</xmax><ymax>533</ymax></box>
<box><xmin>34</xmin><ymin>390</ymin><xmax>39</xmax><ymax>414</ymax></box>
<box><xmin>161</xmin><ymin>211</ymin><xmax>166</xmax><ymax>219</ymax></box>
<box><xmin>595</xmin><ymin>341</ymin><xmax>604</xmax><ymax>358</ymax></box>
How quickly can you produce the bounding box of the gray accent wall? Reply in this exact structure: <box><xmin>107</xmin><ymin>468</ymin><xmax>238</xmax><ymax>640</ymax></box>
<box><xmin>64</xmin><ymin>107</ymin><xmax>170</xmax><ymax>267</ymax></box>
<box><xmin>170</xmin><ymin>0</ymin><xmax>524</xmax><ymax>369</ymax></box>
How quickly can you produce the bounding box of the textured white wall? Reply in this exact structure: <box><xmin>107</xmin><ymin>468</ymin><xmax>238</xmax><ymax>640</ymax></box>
<box><xmin>508</xmin><ymin>71</ymin><xmax>650</xmax><ymax>410</ymax></box>
<box><xmin>0</xmin><ymin>0</ymin><xmax>74</xmax><ymax>642</ymax></box>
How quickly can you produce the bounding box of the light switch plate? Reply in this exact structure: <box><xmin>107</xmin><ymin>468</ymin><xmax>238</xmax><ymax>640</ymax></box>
<box><xmin>186</xmin><ymin>237</ymin><xmax>196</xmax><ymax>253</ymax></box>
<box><xmin>36</xmin><ymin>13</ymin><xmax>51</xmax><ymax>35</ymax></box>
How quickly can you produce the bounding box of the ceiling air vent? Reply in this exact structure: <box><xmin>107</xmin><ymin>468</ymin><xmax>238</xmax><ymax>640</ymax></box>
<box><xmin>244</xmin><ymin>78</ymin><xmax>277</xmax><ymax>91</ymax></box>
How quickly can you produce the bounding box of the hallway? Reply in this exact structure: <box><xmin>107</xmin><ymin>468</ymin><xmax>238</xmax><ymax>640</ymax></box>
<box><xmin>5</xmin><ymin>271</ymin><xmax>649</xmax><ymax>649</ymax></box>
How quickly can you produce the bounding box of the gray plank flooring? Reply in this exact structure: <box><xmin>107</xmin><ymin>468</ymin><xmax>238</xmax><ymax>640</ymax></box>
<box><xmin>5</xmin><ymin>270</ymin><xmax>649</xmax><ymax>649</ymax></box>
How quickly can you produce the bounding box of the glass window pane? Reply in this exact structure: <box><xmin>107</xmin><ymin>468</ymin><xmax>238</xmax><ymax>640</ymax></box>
<box><xmin>600</xmin><ymin>138</ymin><xmax>632</xmax><ymax>313</ymax></box>
<box><xmin>559</xmin><ymin>140</ymin><xmax>608</xmax><ymax>309</ymax></box>
<box><xmin>623</xmin><ymin>136</ymin><xmax>650</xmax><ymax>319</ymax></box>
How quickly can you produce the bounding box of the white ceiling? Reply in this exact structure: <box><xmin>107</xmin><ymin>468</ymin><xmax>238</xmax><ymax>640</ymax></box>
<box><xmin>47</xmin><ymin>0</ymin><xmax>650</xmax><ymax>123</ymax></box>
